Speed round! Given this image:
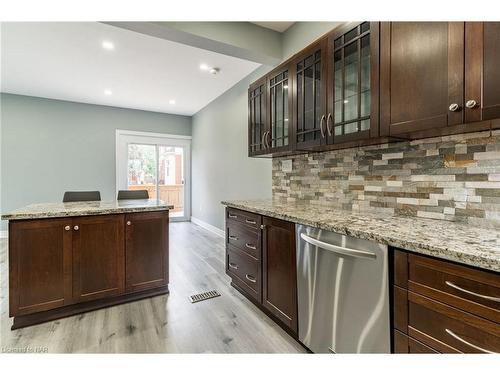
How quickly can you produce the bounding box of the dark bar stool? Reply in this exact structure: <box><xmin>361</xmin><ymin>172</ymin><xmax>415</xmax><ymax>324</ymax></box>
<box><xmin>117</xmin><ymin>190</ymin><xmax>149</xmax><ymax>200</ymax></box>
<box><xmin>63</xmin><ymin>191</ymin><xmax>101</xmax><ymax>203</ymax></box>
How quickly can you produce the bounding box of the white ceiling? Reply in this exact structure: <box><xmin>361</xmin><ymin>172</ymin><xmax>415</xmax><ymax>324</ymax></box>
<box><xmin>1</xmin><ymin>22</ymin><xmax>261</xmax><ymax>116</ymax></box>
<box><xmin>251</xmin><ymin>22</ymin><xmax>295</xmax><ymax>33</ymax></box>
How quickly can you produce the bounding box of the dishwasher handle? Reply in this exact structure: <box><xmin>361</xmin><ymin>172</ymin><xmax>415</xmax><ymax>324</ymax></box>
<box><xmin>300</xmin><ymin>232</ymin><xmax>377</xmax><ymax>260</ymax></box>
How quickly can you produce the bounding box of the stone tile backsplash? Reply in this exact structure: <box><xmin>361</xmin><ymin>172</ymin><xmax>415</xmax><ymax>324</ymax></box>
<box><xmin>272</xmin><ymin>130</ymin><xmax>500</xmax><ymax>228</ymax></box>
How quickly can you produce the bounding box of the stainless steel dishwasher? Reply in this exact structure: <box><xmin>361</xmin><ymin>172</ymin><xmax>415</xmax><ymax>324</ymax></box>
<box><xmin>296</xmin><ymin>224</ymin><xmax>390</xmax><ymax>353</ymax></box>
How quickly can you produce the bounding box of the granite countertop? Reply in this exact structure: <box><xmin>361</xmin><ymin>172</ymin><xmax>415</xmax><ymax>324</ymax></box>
<box><xmin>222</xmin><ymin>199</ymin><xmax>500</xmax><ymax>272</ymax></box>
<box><xmin>2</xmin><ymin>199</ymin><xmax>173</xmax><ymax>221</ymax></box>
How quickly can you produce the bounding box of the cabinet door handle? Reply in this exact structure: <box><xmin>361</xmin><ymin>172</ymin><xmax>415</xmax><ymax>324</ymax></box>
<box><xmin>228</xmin><ymin>262</ymin><xmax>238</xmax><ymax>270</ymax></box>
<box><xmin>326</xmin><ymin>113</ymin><xmax>333</xmax><ymax>136</ymax></box>
<box><xmin>245</xmin><ymin>274</ymin><xmax>257</xmax><ymax>283</ymax></box>
<box><xmin>449</xmin><ymin>103</ymin><xmax>461</xmax><ymax>112</ymax></box>
<box><xmin>245</xmin><ymin>243</ymin><xmax>257</xmax><ymax>250</ymax></box>
<box><xmin>228</xmin><ymin>235</ymin><xmax>238</xmax><ymax>241</ymax></box>
<box><xmin>126</xmin><ymin>221</ymin><xmax>131</xmax><ymax>226</ymax></box>
<box><xmin>445</xmin><ymin>329</ymin><xmax>496</xmax><ymax>354</ymax></box>
<box><xmin>73</xmin><ymin>225</ymin><xmax>79</xmax><ymax>231</ymax></box>
<box><xmin>465</xmin><ymin>99</ymin><xmax>478</xmax><ymax>109</ymax></box>
<box><xmin>266</xmin><ymin>131</ymin><xmax>271</xmax><ymax>149</ymax></box>
<box><xmin>245</xmin><ymin>219</ymin><xmax>256</xmax><ymax>225</ymax></box>
<box><xmin>228</xmin><ymin>214</ymin><xmax>238</xmax><ymax>219</ymax></box>
<box><xmin>64</xmin><ymin>225</ymin><xmax>71</xmax><ymax>231</ymax></box>
<box><xmin>445</xmin><ymin>281</ymin><xmax>500</xmax><ymax>302</ymax></box>
<box><xmin>320</xmin><ymin>114</ymin><xmax>326</xmax><ymax>138</ymax></box>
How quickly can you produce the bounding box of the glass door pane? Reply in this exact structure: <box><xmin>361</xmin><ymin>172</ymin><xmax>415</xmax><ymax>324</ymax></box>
<box><xmin>332</xmin><ymin>22</ymin><xmax>371</xmax><ymax>139</ymax></box>
<box><xmin>296</xmin><ymin>47</ymin><xmax>323</xmax><ymax>145</ymax></box>
<box><xmin>269</xmin><ymin>70</ymin><xmax>289</xmax><ymax>148</ymax></box>
<box><xmin>127</xmin><ymin>144</ymin><xmax>157</xmax><ymax>199</ymax></box>
<box><xmin>158</xmin><ymin>146</ymin><xmax>184</xmax><ymax>218</ymax></box>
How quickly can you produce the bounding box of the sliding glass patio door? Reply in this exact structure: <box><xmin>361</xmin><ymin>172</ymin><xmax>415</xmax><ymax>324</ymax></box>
<box><xmin>116</xmin><ymin>130</ymin><xmax>191</xmax><ymax>222</ymax></box>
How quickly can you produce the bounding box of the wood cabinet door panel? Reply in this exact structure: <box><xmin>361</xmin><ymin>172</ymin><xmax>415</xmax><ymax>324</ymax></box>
<box><xmin>262</xmin><ymin>216</ymin><xmax>298</xmax><ymax>333</ymax></box>
<box><xmin>481</xmin><ymin>22</ymin><xmax>500</xmax><ymax>120</ymax></box>
<box><xmin>9</xmin><ymin>218</ymin><xmax>72</xmax><ymax>316</ymax></box>
<box><xmin>72</xmin><ymin>215</ymin><xmax>125</xmax><ymax>302</ymax></box>
<box><xmin>380</xmin><ymin>22</ymin><xmax>465</xmax><ymax>135</ymax></box>
<box><xmin>227</xmin><ymin>247</ymin><xmax>261</xmax><ymax>302</ymax></box>
<box><xmin>125</xmin><ymin>211</ymin><xmax>169</xmax><ymax>293</ymax></box>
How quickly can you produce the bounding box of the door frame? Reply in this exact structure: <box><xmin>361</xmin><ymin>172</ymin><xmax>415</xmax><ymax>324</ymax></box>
<box><xmin>115</xmin><ymin>129</ymin><xmax>192</xmax><ymax>222</ymax></box>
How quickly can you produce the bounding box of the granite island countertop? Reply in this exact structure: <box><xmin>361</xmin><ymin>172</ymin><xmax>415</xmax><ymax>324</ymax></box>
<box><xmin>2</xmin><ymin>199</ymin><xmax>174</xmax><ymax>221</ymax></box>
<box><xmin>222</xmin><ymin>199</ymin><xmax>500</xmax><ymax>272</ymax></box>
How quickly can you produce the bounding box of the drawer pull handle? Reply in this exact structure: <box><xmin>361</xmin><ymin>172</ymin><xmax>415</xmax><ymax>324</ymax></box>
<box><xmin>245</xmin><ymin>274</ymin><xmax>257</xmax><ymax>283</ymax></box>
<box><xmin>228</xmin><ymin>262</ymin><xmax>238</xmax><ymax>270</ymax></box>
<box><xmin>245</xmin><ymin>243</ymin><xmax>257</xmax><ymax>250</ymax></box>
<box><xmin>445</xmin><ymin>329</ymin><xmax>496</xmax><ymax>354</ymax></box>
<box><xmin>245</xmin><ymin>219</ymin><xmax>257</xmax><ymax>224</ymax></box>
<box><xmin>228</xmin><ymin>214</ymin><xmax>238</xmax><ymax>219</ymax></box>
<box><xmin>228</xmin><ymin>235</ymin><xmax>238</xmax><ymax>241</ymax></box>
<box><xmin>445</xmin><ymin>281</ymin><xmax>500</xmax><ymax>303</ymax></box>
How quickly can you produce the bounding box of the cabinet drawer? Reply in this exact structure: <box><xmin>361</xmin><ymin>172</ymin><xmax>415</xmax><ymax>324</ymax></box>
<box><xmin>226</xmin><ymin>208</ymin><xmax>261</xmax><ymax>231</ymax></box>
<box><xmin>408</xmin><ymin>292</ymin><xmax>500</xmax><ymax>353</ymax></box>
<box><xmin>226</xmin><ymin>224</ymin><xmax>261</xmax><ymax>260</ymax></box>
<box><xmin>408</xmin><ymin>254</ymin><xmax>500</xmax><ymax>324</ymax></box>
<box><xmin>393</xmin><ymin>330</ymin><xmax>439</xmax><ymax>353</ymax></box>
<box><xmin>226</xmin><ymin>248</ymin><xmax>261</xmax><ymax>302</ymax></box>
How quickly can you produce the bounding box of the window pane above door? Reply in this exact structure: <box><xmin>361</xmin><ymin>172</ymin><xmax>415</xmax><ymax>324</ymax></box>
<box><xmin>159</xmin><ymin>146</ymin><xmax>184</xmax><ymax>218</ymax></box>
<box><xmin>127</xmin><ymin>144</ymin><xmax>157</xmax><ymax>199</ymax></box>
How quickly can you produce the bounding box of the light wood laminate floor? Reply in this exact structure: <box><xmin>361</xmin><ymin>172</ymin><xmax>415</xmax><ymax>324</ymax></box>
<box><xmin>0</xmin><ymin>222</ymin><xmax>305</xmax><ymax>353</ymax></box>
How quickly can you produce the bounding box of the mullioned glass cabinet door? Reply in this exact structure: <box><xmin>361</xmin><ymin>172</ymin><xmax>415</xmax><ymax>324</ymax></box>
<box><xmin>328</xmin><ymin>22</ymin><xmax>379</xmax><ymax>143</ymax></box>
<box><xmin>248</xmin><ymin>78</ymin><xmax>267</xmax><ymax>156</ymax></box>
<box><xmin>293</xmin><ymin>40</ymin><xmax>327</xmax><ymax>150</ymax></box>
<box><xmin>268</xmin><ymin>67</ymin><xmax>292</xmax><ymax>152</ymax></box>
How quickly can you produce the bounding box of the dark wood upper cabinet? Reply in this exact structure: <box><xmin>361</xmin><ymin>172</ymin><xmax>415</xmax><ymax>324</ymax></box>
<box><xmin>125</xmin><ymin>211</ymin><xmax>169</xmax><ymax>293</ymax></box>
<box><xmin>72</xmin><ymin>215</ymin><xmax>125</xmax><ymax>303</ymax></box>
<box><xmin>327</xmin><ymin>21</ymin><xmax>380</xmax><ymax>144</ymax></box>
<box><xmin>266</xmin><ymin>64</ymin><xmax>294</xmax><ymax>154</ymax></box>
<box><xmin>262</xmin><ymin>216</ymin><xmax>298</xmax><ymax>334</ymax></box>
<box><xmin>248</xmin><ymin>76</ymin><xmax>268</xmax><ymax>157</ymax></box>
<box><xmin>248</xmin><ymin>22</ymin><xmax>500</xmax><ymax>156</ymax></box>
<box><xmin>9</xmin><ymin>218</ymin><xmax>73</xmax><ymax>316</ymax></box>
<box><xmin>379</xmin><ymin>22</ymin><xmax>465</xmax><ymax>136</ymax></box>
<box><xmin>293</xmin><ymin>39</ymin><xmax>328</xmax><ymax>150</ymax></box>
<box><xmin>468</xmin><ymin>22</ymin><xmax>500</xmax><ymax>122</ymax></box>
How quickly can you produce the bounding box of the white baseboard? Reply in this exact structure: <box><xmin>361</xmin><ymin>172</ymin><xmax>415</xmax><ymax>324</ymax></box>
<box><xmin>0</xmin><ymin>230</ymin><xmax>8</xmax><ymax>239</ymax></box>
<box><xmin>190</xmin><ymin>216</ymin><xmax>225</xmax><ymax>238</ymax></box>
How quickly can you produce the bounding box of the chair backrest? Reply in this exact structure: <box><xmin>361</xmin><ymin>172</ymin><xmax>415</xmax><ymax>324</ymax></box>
<box><xmin>63</xmin><ymin>191</ymin><xmax>101</xmax><ymax>203</ymax></box>
<box><xmin>117</xmin><ymin>189</ymin><xmax>149</xmax><ymax>200</ymax></box>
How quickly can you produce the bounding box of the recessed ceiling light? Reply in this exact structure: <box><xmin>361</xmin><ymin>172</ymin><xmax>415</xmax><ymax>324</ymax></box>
<box><xmin>209</xmin><ymin>67</ymin><xmax>220</xmax><ymax>75</ymax></box>
<box><xmin>104</xmin><ymin>89</ymin><xmax>112</xmax><ymax>96</ymax></box>
<box><xmin>169</xmin><ymin>99</ymin><xmax>176</xmax><ymax>105</ymax></box>
<box><xmin>199</xmin><ymin>63</ymin><xmax>209</xmax><ymax>71</ymax></box>
<box><xmin>102</xmin><ymin>40</ymin><xmax>115</xmax><ymax>50</ymax></box>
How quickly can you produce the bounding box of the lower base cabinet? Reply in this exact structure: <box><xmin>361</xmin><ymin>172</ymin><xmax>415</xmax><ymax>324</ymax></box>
<box><xmin>8</xmin><ymin>210</ymin><xmax>169</xmax><ymax>329</ymax></box>
<box><xmin>225</xmin><ymin>208</ymin><xmax>298</xmax><ymax>336</ymax></box>
<box><xmin>262</xmin><ymin>216</ymin><xmax>298</xmax><ymax>333</ymax></box>
<box><xmin>392</xmin><ymin>249</ymin><xmax>500</xmax><ymax>353</ymax></box>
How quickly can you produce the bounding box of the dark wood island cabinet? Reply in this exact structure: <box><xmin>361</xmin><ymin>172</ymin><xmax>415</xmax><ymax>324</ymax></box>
<box><xmin>3</xmin><ymin>200</ymin><xmax>171</xmax><ymax>329</ymax></box>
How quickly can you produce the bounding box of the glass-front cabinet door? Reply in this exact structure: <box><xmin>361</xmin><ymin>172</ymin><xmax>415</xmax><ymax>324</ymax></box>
<box><xmin>267</xmin><ymin>65</ymin><xmax>293</xmax><ymax>153</ymax></box>
<box><xmin>327</xmin><ymin>22</ymin><xmax>379</xmax><ymax>144</ymax></box>
<box><xmin>248</xmin><ymin>77</ymin><xmax>268</xmax><ymax>156</ymax></box>
<box><xmin>293</xmin><ymin>40</ymin><xmax>327</xmax><ymax>150</ymax></box>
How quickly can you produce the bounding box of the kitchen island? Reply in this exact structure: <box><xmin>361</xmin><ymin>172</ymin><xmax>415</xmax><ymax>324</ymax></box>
<box><xmin>2</xmin><ymin>199</ymin><xmax>173</xmax><ymax>329</ymax></box>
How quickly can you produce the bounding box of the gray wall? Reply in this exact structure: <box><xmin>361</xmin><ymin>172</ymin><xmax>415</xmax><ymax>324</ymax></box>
<box><xmin>191</xmin><ymin>22</ymin><xmax>342</xmax><ymax>231</ymax></box>
<box><xmin>191</xmin><ymin>66</ymin><xmax>273</xmax><ymax>230</ymax></box>
<box><xmin>1</xmin><ymin>93</ymin><xmax>191</xmax><ymax>229</ymax></box>
<box><xmin>282</xmin><ymin>22</ymin><xmax>341</xmax><ymax>59</ymax></box>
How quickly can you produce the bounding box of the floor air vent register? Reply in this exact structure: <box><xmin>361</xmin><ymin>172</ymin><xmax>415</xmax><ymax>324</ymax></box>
<box><xmin>189</xmin><ymin>290</ymin><xmax>221</xmax><ymax>303</ymax></box>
